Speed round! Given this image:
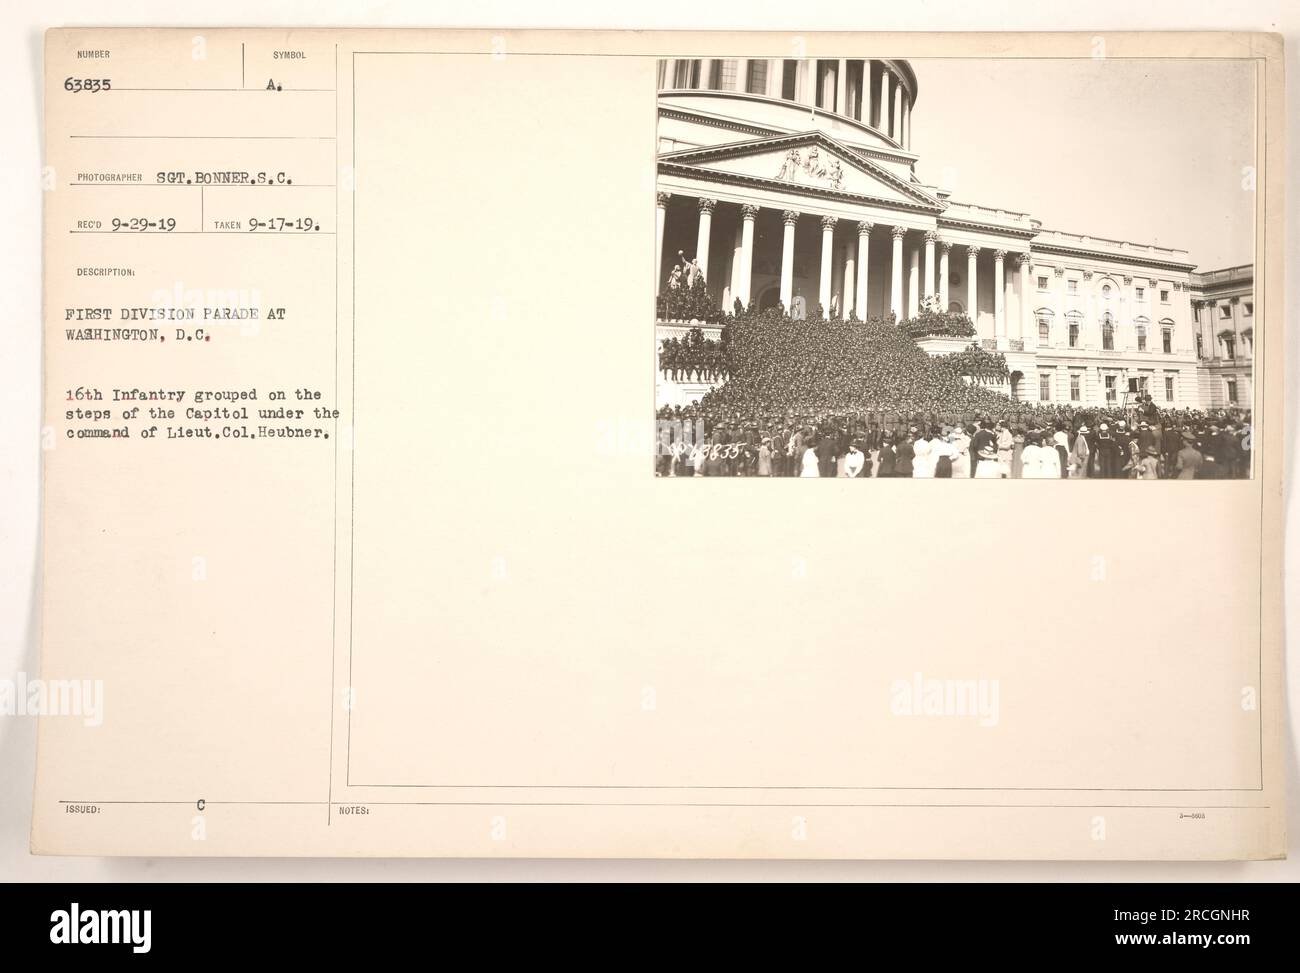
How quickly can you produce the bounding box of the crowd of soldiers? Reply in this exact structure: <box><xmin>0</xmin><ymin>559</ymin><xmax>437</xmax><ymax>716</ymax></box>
<box><xmin>658</xmin><ymin>331</ymin><xmax>731</xmax><ymax>383</ymax></box>
<box><xmin>654</xmin><ymin>399</ymin><xmax>1252</xmax><ymax>480</ymax></box>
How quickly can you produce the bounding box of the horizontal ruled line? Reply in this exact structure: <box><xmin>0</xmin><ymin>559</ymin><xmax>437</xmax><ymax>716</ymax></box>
<box><xmin>69</xmin><ymin>183</ymin><xmax>337</xmax><ymax>188</ymax></box>
<box><xmin>56</xmin><ymin>799</ymin><xmax>1273</xmax><ymax>810</ymax></box>
<box><xmin>109</xmin><ymin>87</ymin><xmax>336</xmax><ymax>92</ymax></box>
<box><xmin>70</xmin><ymin>134</ymin><xmax>336</xmax><ymax>140</ymax></box>
<box><xmin>68</xmin><ymin>230</ymin><xmax>335</xmax><ymax>235</ymax></box>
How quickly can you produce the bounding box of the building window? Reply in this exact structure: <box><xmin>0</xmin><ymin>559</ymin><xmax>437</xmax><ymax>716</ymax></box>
<box><xmin>1135</xmin><ymin>324</ymin><xmax>1147</xmax><ymax>351</ymax></box>
<box><xmin>746</xmin><ymin>59</ymin><xmax>768</xmax><ymax>94</ymax></box>
<box><xmin>1067</xmin><ymin>279</ymin><xmax>1078</xmax><ymax>295</ymax></box>
<box><xmin>715</xmin><ymin>59</ymin><xmax>738</xmax><ymax>90</ymax></box>
<box><xmin>1196</xmin><ymin>333</ymin><xmax>1204</xmax><ymax>359</ymax></box>
<box><xmin>1039</xmin><ymin>372</ymin><xmax>1052</xmax><ymax>401</ymax></box>
<box><xmin>1070</xmin><ymin>373</ymin><xmax>1081</xmax><ymax>401</ymax></box>
<box><xmin>1067</xmin><ymin>313</ymin><xmax>1081</xmax><ymax>348</ymax></box>
<box><xmin>1160</xmin><ymin>289</ymin><xmax>1170</xmax><ymax>303</ymax></box>
<box><xmin>1223</xmin><ymin>335</ymin><xmax>1235</xmax><ymax>360</ymax></box>
<box><xmin>1101</xmin><ymin>284</ymin><xmax>1112</xmax><ymax>297</ymax></box>
<box><xmin>1135</xmin><ymin>286</ymin><xmax>1145</xmax><ymax>300</ymax></box>
<box><xmin>1220</xmin><ymin>305</ymin><xmax>1232</xmax><ymax>319</ymax></box>
<box><xmin>1036</xmin><ymin>310</ymin><xmax>1052</xmax><ymax>345</ymax></box>
<box><xmin>1102</xmin><ymin>314</ymin><xmax>1115</xmax><ymax>350</ymax></box>
<box><xmin>1244</xmin><ymin>301</ymin><xmax>1253</xmax><ymax>316</ymax></box>
<box><xmin>1227</xmin><ymin>378</ymin><xmax>1239</xmax><ymax>404</ymax></box>
<box><xmin>1037</xmin><ymin>275</ymin><xmax>1048</xmax><ymax>291</ymax></box>
<box><xmin>1165</xmin><ymin>375</ymin><xmax>1175</xmax><ymax>402</ymax></box>
<box><xmin>1104</xmin><ymin>374</ymin><xmax>1117</xmax><ymax>403</ymax></box>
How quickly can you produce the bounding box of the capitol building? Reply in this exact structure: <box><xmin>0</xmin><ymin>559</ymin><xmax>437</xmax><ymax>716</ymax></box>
<box><xmin>654</xmin><ymin>57</ymin><xmax>1254</xmax><ymax>412</ymax></box>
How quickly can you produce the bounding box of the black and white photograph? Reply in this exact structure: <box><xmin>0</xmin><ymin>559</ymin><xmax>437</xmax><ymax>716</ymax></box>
<box><xmin>654</xmin><ymin>55</ymin><xmax>1257</xmax><ymax>479</ymax></box>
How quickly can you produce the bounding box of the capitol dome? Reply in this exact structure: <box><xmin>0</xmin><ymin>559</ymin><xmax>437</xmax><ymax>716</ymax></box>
<box><xmin>657</xmin><ymin>57</ymin><xmax>919</xmax><ymax>153</ymax></box>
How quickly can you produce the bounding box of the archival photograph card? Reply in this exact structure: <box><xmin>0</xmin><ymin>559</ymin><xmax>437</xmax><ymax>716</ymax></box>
<box><xmin>32</xmin><ymin>28</ymin><xmax>1286</xmax><ymax>859</ymax></box>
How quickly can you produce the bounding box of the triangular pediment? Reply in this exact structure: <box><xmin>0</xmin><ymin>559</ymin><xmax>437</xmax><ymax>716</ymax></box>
<box><xmin>660</xmin><ymin>131</ymin><xmax>942</xmax><ymax>212</ymax></box>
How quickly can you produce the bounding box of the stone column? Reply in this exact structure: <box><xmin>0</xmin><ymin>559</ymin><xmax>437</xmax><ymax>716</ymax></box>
<box><xmin>1144</xmin><ymin>276</ymin><xmax>1157</xmax><ymax>352</ymax></box>
<box><xmin>801</xmin><ymin>59</ymin><xmax>816</xmax><ymax>105</ymax></box>
<box><xmin>726</xmin><ymin>222</ymin><xmax>743</xmax><ymax>311</ymax></box>
<box><xmin>738</xmin><ymin>204</ymin><xmax>758</xmax><ymax>310</ymax></box>
<box><xmin>878</xmin><ymin>66</ymin><xmax>890</xmax><ymax>131</ymax></box>
<box><xmin>780</xmin><ymin>210</ymin><xmax>799</xmax><ymax>311</ymax></box>
<box><xmin>902</xmin><ymin>98</ymin><xmax>911</xmax><ymax>149</ymax></box>
<box><xmin>938</xmin><ymin>239</ymin><xmax>951</xmax><ymax>311</ymax></box>
<box><xmin>842</xmin><ymin>234</ymin><xmax>856</xmax><ymax>320</ymax></box>
<box><xmin>967</xmin><ymin>246</ymin><xmax>980</xmax><ymax>324</ymax></box>
<box><xmin>907</xmin><ymin>244</ymin><xmax>920</xmax><ymax>319</ymax></box>
<box><xmin>699</xmin><ymin>59</ymin><xmax>715</xmax><ymax>90</ymax></box>
<box><xmin>1196</xmin><ymin>297</ymin><xmax>1206</xmax><ymax>359</ymax></box>
<box><xmin>922</xmin><ymin>230</ymin><xmax>936</xmax><ymax>306</ymax></box>
<box><xmin>993</xmin><ymin>249</ymin><xmax>1007</xmax><ymax>342</ymax></box>
<box><xmin>1018</xmin><ymin>253</ymin><xmax>1033</xmax><ymax>343</ymax></box>
<box><xmin>892</xmin><ymin>82</ymin><xmax>902</xmax><ymax>142</ymax></box>
<box><xmin>1122</xmin><ymin>274</ymin><xmax>1135</xmax><ymax>349</ymax></box>
<box><xmin>736</xmin><ymin>59</ymin><xmax>750</xmax><ymax>93</ymax></box>
<box><xmin>655</xmin><ymin>191</ymin><xmax>670</xmax><ymax>289</ymax></box>
<box><xmin>695</xmin><ymin>197</ymin><xmax>716</xmax><ymax>282</ymax></box>
<box><xmin>819</xmin><ymin>216</ymin><xmax>837</xmax><ymax>315</ymax></box>
<box><xmin>1053</xmin><ymin>267</ymin><xmax>1065</xmax><ymax>346</ymax></box>
<box><xmin>836</xmin><ymin>59</ymin><xmax>848</xmax><ymax>114</ymax></box>
<box><xmin>889</xmin><ymin>225</ymin><xmax>905</xmax><ymax>319</ymax></box>
<box><xmin>855</xmin><ymin>221</ymin><xmax>872</xmax><ymax>316</ymax></box>
<box><xmin>661</xmin><ymin>60</ymin><xmax>676</xmax><ymax>89</ymax></box>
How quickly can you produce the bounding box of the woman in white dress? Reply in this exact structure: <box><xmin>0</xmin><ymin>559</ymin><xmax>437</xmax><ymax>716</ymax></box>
<box><xmin>800</xmin><ymin>437</ymin><xmax>820</xmax><ymax>477</ymax></box>
<box><xmin>911</xmin><ymin>436</ymin><xmax>935</xmax><ymax>478</ymax></box>
<box><xmin>974</xmin><ymin>444</ymin><xmax>1002</xmax><ymax>478</ymax></box>
<box><xmin>1019</xmin><ymin>432</ymin><xmax>1044</xmax><ymax>479</ymax></box>
<box><xmin>930</xmin><ymin>431</ymin><xmax>955</xmax><ymax>478</ymax></box>
<box><xmin>1039</xmin><ymin>433</ymin><xmax>1063</xmax><ymax>478</ymax></box>
<box><xmin>949</xmin><ymin>426</ymin><xmax>971</xmax><ymax>479</ymax></box>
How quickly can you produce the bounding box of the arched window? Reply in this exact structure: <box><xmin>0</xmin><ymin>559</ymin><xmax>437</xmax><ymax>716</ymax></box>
<box><xmin>1102</xmin><ymin>312</ymin><xmax>1115</xmax><ymax>350</ymax></box>
<box><xmin>1066</xmin><ymin>311</ymin><xmax>1082</xmax><ymax>348</ymax></box>
<box><xmin>1035</xmin><ymin>309</ymin><xmax>1053</xmax><ymax>345</ymax></box>
<box><xmin>1134</xmin><ymin>316</ymin><xmax>1149</xmax><ymax>352</ymax></box>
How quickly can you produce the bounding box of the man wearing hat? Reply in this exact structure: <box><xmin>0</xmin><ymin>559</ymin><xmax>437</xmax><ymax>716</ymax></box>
<box><xmin>970</xmin><ymin>418</ymin><xmax>997</xmax><ymax>478</ymax></box>
<box><xmin>1137</xmin><ymin>420</ymin><xmax>1157</xmax><ymax>456</ymax></box>
<box><xmin>1173</xmin><ymin>431</ymin><xmax>1203</xmax><ymax>480</ymax></box>
<box><xmin>1201</xmin><ymin>423</ymin><xmax>1223</xmax><ymax>479</ymax></box>
<box><xmin>1161</xmin><ymin>422</ymin><xmax>1184</xmax><ymax>477</ymax></box>
<box><xmin>1070</xmin><ymin>423</ymin><xmax>1091</xmax><ymax>478</ymax></box>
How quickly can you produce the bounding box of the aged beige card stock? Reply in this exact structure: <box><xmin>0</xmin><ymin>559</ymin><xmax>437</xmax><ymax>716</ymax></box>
<box><xmin>34</xmin><ymin>29</ymin><xmax>1285</xmax><ymax>858</ymax></box>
